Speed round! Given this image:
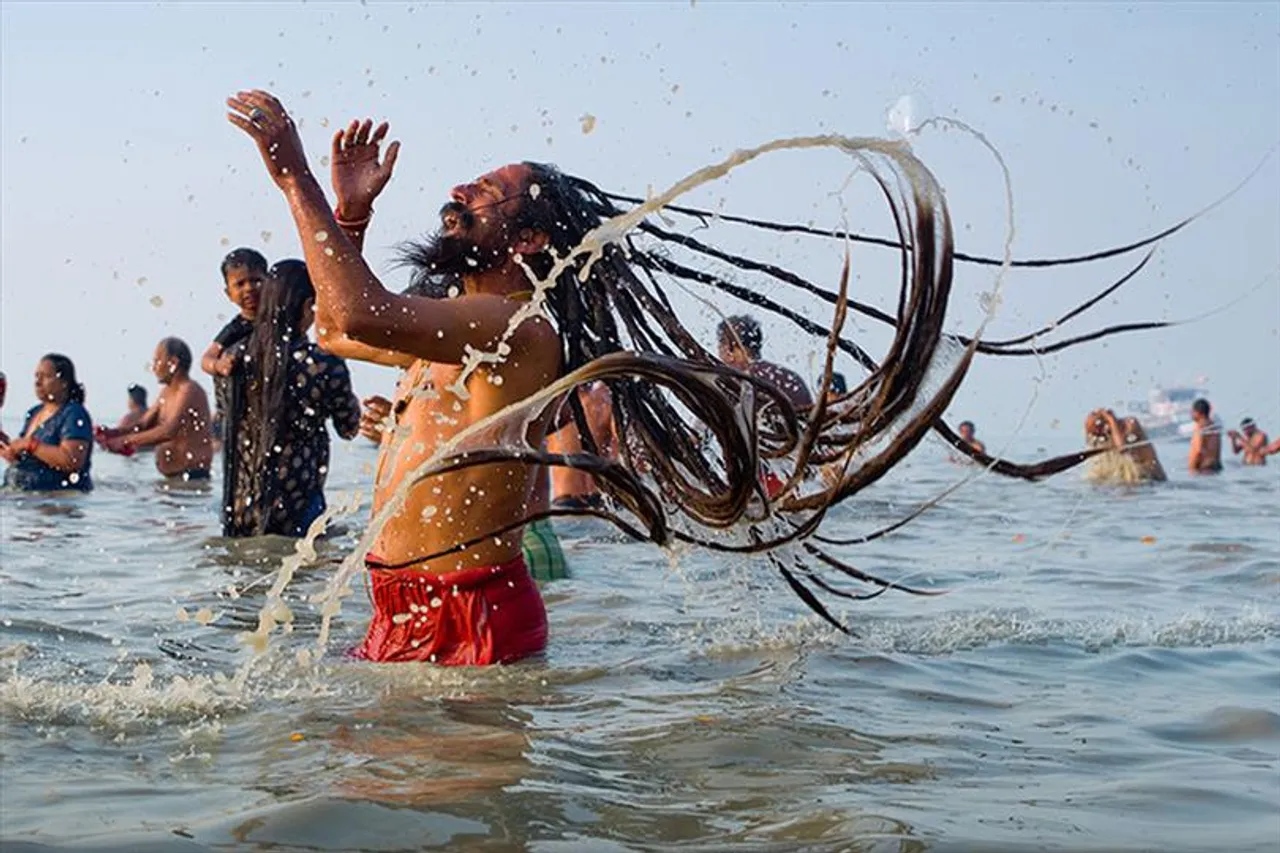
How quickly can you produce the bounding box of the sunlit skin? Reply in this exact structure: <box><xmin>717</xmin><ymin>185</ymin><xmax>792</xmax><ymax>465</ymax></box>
<box><xmin>1228</xmin><ymin>421</ymin><xmax>1270</xmax><ymax>466</ymax></box>
<box><xmin>1084</xmin><ymin>408</ymin><xmax>1167</xmax><ymax>481</ymax></box>
<box><xmin>956</xmin><ymin>421</ymin><xmax>986</xmax><ymax>455</ymax></box>
<box><xmin>1188</xmin><ymin>403</ymin><xmax>1222</xmax><ymax>475</ymax></box>
<box><xmin>201</xmin><ymin>264</ymin><xmax>264</xmax><ymax>378</ymax></box>
<box><xmin>547</xmin><ymin>383</ymin><xmax>617</xmax><ymax>502</ymax></box>
<box><xmin>0</xmin><ymin>359</ymin><xmax>89</xmax><ymax>473</ymax></box>
<box><xmin>99</xmin><ymin>341</ymin><xmax>213</xmax><ymax>477</ymax></box>
<box><xmin>228</xmin><ymin>91</ymin><xmax>560</xmax><ymax>574</ymax></box>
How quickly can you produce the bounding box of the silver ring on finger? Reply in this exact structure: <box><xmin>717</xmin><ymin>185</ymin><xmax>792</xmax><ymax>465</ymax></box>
<box><xmin>249</xmin><ymin>108</ymin><xmax>267</xmax><ymax>124</ymax></box>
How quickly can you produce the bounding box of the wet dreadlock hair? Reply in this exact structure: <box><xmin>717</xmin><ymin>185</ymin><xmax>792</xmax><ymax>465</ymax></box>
<box><xmin>392</xmin><ymin>150</ymin><xmax>1206</xmax><ymax>632</ymax></box>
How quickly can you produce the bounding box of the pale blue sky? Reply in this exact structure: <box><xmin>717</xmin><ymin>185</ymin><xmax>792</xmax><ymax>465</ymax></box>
<box><xmin>2</xmin><ymin>2</ymin><xmax>1277</xmax><ymax>446</ymax></box>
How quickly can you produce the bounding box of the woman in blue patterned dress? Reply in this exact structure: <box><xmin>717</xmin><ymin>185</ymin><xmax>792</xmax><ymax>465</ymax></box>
<box><xmin>1</xmin><ymin>354</ymin><xmax>94</xmax><ymax>491</ymax></box>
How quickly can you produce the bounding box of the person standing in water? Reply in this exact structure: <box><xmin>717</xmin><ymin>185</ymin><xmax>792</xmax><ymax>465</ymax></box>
<box><xmin>97</xmin><ymin>338</ymin><xmax>214</xmax><ymax>480</ymax></box>
<box><xmin>229</xmin><ymin>91</ymin><xmax>864</xmax><ymax>663</ymax></box>
<box><xmin>222</xmin><ymin>260</ymin><xmax>361</xmax><ymax>537</ymax></box>
<box><xmin>1187</xmin><ymin>398</ymin><xmax>1223</xmax><ymax>474</ymax></box>
<box><xmin>1228</xmin><ymin>417</ymin><xmax>1270</xmax><ymax>466</ymax></box>
<box><xmin>957</xmin><ymin>420</ymin><xmax>986</xmax><ymax>455</ymax></box>
<box><xmin>202</xmin><ymin>247</ymin><xmax>267</xmax><ymax>443</ymax></box>
<box><xmin>547</xmin><ymin>381</ymin><xmax>617</xmax><ymax>511</ymax></box>
<box><xmin>716</xmin><ymin>315</ymin><xmax>813</xmax><ymax>409</ymax></box>
<box><xmin>1083</xmin><ymin>408</ymin><xmax>1167</xmax><ymax>483</ymax></box>
<box><xmin>0</xmin><ymin>354</ymin><xmax>93</xmax><ymax>491</ymax></box>
<box><xmin>117</xmin><ymin>384</ymin><xmax>149</xmax><ymax>432</ymax></box>
<box><xmin>229</xmin><ymin>93</ymin><xmax>580</xmax><ymax>664</ymax></box>
<box><xmin>716</xmin><ymin>315</ymin><xmax>812</xmax><ymax>498</ymax></box>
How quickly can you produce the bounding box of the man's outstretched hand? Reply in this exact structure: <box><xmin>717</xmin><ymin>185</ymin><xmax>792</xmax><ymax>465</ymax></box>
<box><xmin>332</xmin><ymin>119</ymin><xmax>400</xmax><ymax>220</ymax></box>
<box><xmin>226</xmin><ymin>90</ymin><xmax>313</xmax><ymax>191</ymax></box>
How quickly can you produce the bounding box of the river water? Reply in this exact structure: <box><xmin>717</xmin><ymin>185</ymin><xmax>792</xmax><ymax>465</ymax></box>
<box><xmin>1</xmin><ymin>433</ymin><xmax>1277</xmax><ymax>852</ymax></box>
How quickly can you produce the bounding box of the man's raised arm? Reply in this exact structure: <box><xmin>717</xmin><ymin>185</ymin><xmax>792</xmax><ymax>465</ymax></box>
<box><xmin>331</xmin><ymin>118</ymin><xmax>399</xmax><ymax>256</ymax></box>
<box><xmin>227</xmin><ymin>91</ymin><xmax>534</xmax><ymax>366</ymax></box>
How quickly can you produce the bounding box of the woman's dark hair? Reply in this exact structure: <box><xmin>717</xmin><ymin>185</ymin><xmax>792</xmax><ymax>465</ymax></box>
<box><xmin>220</xmin><ymin>247</ymin><xmax>268</xmax><ymax>282</ymax></box>
<box><xmin>42</xmin><ymin>353</ymin><xmax>85</xmax><ymax>405</ymax></box>
<box><xmin>243</xmin><ymin>259</ymin><xmax>314</xmax><ymax>479</ymax></box>
<box><xmin>127</xmin><ymin>384</ymin><xmax>148</xmax><ymax>408</ymax></box>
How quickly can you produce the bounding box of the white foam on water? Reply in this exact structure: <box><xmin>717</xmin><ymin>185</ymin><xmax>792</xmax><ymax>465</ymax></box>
<box><xmin>676</xmin><ymin>603</ymin><xmax>1279</xmax><ymax>659</ymax></box>
<box><xmin>2</xmin><ymin>662</ymin><xmax>245</xmax><ymax>730</ymax></box>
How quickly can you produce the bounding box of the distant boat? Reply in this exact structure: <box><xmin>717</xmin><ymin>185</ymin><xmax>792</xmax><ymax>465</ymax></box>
<box><xmin>1127</xmin><ymin>380</ymin><xmax>1210</xmax><ymax>441</ymax></box>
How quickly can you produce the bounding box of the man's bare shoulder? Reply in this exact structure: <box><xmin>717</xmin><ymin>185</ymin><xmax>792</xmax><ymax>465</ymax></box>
<box><xmin>173</xmin><ymin>377</ymin><xmax>209</xmax><ymax>404</ymax></box>
<box><xmin>501</xmin><ymin>315</ymin><xmax>562</xmax><ymax>380</ymax></box>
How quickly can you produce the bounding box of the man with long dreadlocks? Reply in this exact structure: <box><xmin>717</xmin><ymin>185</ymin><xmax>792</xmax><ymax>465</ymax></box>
<box><xmin>229</xmin><ymin>91</ymin><xmax>576</xmax><ymax>665</ymax></box>
<box><xmin>231</xmin><ymin>89</ymin><xmax>1194</xmax><ymax>653</ymax></box>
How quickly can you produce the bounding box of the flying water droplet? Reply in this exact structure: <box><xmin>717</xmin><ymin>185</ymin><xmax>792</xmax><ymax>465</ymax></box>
<box><xmin>886</xmin><ymin>93</ymin><xmax>934</xmax><ymax>138</ymax></box>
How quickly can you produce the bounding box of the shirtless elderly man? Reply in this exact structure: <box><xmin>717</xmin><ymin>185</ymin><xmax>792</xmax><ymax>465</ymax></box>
<box><xmin>98</xmin><ymin>337</ymin><xmax>213</xmax><ymax>480</ymax></box>
<box><xmin>229</xmin><ymin>91</ymin><xmax>565</xmax><ymax>665</ymax></box>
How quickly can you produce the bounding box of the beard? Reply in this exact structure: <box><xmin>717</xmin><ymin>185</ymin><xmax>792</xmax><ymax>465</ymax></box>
<box><xmin>416</xmin><ymin>231</ymin><xmax>504</xmax><ymax>276</ymax></box>
<box><xmin>393</xmin><ymin>203</ymin><xmax>521</xmax><ymax>297</ymax></box>
<box><xmin>414</xmin><ymin>203</ymin><xmax>511</xmax><ymax>276</ymax></box>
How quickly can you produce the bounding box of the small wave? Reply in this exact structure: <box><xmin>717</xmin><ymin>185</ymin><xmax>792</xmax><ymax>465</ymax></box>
<box><xmin>862</xmin><ymin>607</ymin><xmax>1279</xmax><ymax>655</ymax></box>
<box><xmin>674</xmin><ymin>605</ymin><xmax>1280</xmax><ymax>659</ymax></box>
<box><xmin>1</xmin><ymin>662</ymin><xmax>247</xmax><ymax>730</ymax></box>
<box><xmin>1147</xmin><ymin>706</ymin><xmax>1280</xmax><ymax>745</ymax></box>
<box><xmin>0</xmin><ymin>648</ymin><xmax>370</xmax><ymax>731</ymax></box>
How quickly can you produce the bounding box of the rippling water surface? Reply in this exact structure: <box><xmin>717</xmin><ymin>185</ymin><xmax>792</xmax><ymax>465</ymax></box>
<box><xmin>2</xmin><ymin>435</ymin><xmax>1277</xmax><ymax>852</ymax></box>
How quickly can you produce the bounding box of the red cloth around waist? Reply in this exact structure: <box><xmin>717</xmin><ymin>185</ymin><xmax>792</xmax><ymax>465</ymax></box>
<box><xmin>355</xmin><ymin>554</ymin><xmax>548</xmax><ymax>666</ymax></box>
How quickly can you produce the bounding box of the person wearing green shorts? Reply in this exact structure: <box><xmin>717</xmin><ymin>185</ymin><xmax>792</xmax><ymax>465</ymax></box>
<box><xmin>522</xmin><ymin>516</ymin><xmax>569</xmax><ymax>582</ymax></box>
